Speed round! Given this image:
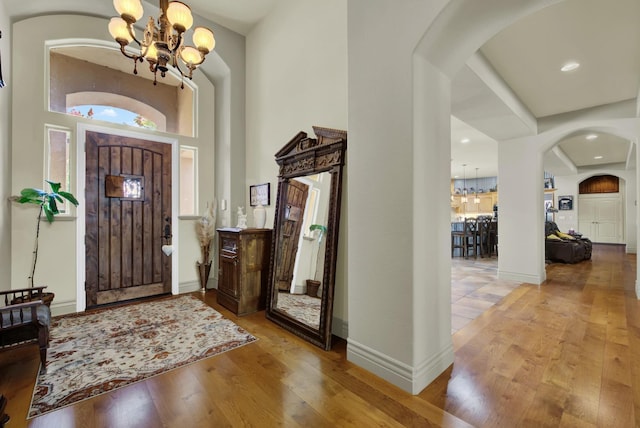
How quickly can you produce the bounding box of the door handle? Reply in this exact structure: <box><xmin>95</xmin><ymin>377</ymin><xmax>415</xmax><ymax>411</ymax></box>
<box><xmin>163</xmin><ymin>217</ymin><xmax>172</xmax><ymax>240</ymax></box>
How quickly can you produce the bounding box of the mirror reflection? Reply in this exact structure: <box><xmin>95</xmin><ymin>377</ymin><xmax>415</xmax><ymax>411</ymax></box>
<box><xmin>274</xmin><ymin>173</ymin><xmax>330</xmax><ymax>329</ymax></box>
<box><xmin>266</xmin><ymin>126</ymin><xmax>347</xmax><ymax>350</ymax></box>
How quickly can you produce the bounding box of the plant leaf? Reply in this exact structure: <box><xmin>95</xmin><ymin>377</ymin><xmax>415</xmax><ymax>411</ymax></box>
<box><xmin>46</xmin><ymin>180</ymin><xmax>62</xmax><ymax>193</ymax></box>
<box><xmin>43</xmin><ymin>206</ymin><xmax>54</xmax><ymax>223</ymax></box>
<box><xmin>17</xmin><ymin>196</ymin><xmax>42</xmax><ymax>205</ymax></box>
<box><xmin>58</xmin><ymin>191</ymin><xmax>79</xmax><ymax>206</ymax></box>
<box><xmin>48</xmin><ymin>196</ymin><xmax>59</xmax><ymax>214</ymax></box>
<box><xmin>20</xmin><ymin>188</ymin><xmax>44</xmax><ymax>198</ymax></box>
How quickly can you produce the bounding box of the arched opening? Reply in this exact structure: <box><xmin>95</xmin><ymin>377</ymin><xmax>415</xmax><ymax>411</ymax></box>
<box><xmin>66</xmin><ymin>94</ymin><xmax>165</xmax><ymax>132</ymax></box>
<box><xmin>49</xmin><ymin>46</ymin><xmax>194</xmax><ymax>137</ymax></box>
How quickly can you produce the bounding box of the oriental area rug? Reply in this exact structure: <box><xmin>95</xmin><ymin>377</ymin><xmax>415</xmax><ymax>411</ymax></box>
<box><xmin>277</xmin><ymin>292</ymin><xmax>321</xmax><ymax>329</ymax></box>
<box><xmin>28</xmin><ymin>295</ymin><xmax>257</xmax><ymax>418</ymax></box>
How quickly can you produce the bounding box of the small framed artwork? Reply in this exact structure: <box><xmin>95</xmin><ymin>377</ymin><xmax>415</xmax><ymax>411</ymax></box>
<box><xmin>558</xmin><ymin>195</ymin><xmax>573</xmax><ymax>211</ymax></box>
<box><xmin>544</xmin><ymin>177</ymin><xmax>554</xmax><ymax>189</ymax></box>
<box><xmin>105</xmin><ymin>174</ymin><xmax>144</xmax><ymax>200</ymax></box>
<box><xmin>250</xmin><ymin>183</ymin><xmax>270</xmax><ymax>206</ymax></box>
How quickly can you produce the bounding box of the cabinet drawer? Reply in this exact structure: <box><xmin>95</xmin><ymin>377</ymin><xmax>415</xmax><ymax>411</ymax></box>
<box><xmin>220</xmin><ymin>253</ymin><xmax>238</xmax><ymax>265</ymax></box>
<box><xmin>221</xmin><ymin>236</ymin><xmax>238</xmax><ymax>254</ymax></box>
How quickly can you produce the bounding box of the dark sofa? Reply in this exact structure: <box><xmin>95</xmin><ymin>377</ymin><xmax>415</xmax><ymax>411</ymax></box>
<box><xmin>545</xmin><ymin>221</ymin><xmax>592</xmax><ymax>263</ymax></box>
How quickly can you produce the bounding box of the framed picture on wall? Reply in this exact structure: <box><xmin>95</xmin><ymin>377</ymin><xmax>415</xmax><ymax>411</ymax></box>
<box><xmin>544</xmin><ymin>177</ymin><xmax>554</xmax><ymax>189</ymax></box>
<box><xmin>558</xmin><ymin>195</ymin><xmax>573</xmax><ymax>211</ymax></box>
<box><xmin>250</xmin><ymin>183</ymin><xmax>270</xmax><ymax>206</ymax></box>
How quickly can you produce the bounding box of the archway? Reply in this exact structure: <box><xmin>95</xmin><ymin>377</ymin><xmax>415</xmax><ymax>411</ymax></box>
<box><xmin>347</xmin><ymin>0</ymin><xmax>570</xmax><ymax>395</ymax></box>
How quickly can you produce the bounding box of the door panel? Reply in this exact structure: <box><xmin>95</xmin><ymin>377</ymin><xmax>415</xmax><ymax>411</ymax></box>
<box><xmin>596</xmin><ymin>199</ymin><xmax>620</xmax><ymax>243</ymax></box>
<box><xmin>578</xmin><ymin>194</ymin><xmax>622</xmax><ymax>244</ymax></box>
<box><xmin>85</xmin><ymin>131</ymin><xmax>172</xmax><ymax>308</ymax></box>
<box><xmin>578</xmin><ymin>198</ymin><xmax>596</xmax><ymax>239</ymax></box>
<box><xmin>275</xmin><ymin>179</ymin><xmax>309</xmax><ymax>291</ymax></box>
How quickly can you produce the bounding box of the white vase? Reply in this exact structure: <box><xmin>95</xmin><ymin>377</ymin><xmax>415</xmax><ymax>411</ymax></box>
<box><xmin>253</xmin><ymin>203</ymin><xmax>266</xmax><ymax>228</ymax></box>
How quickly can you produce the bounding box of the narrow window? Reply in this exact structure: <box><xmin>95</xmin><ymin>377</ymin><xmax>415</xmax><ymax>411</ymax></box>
<box><xmin>180</xmin><ymin>146</ymin><xmax>198</xmax><ymax>215</ymax></box>
<box><xmin>45</xmin><ymin>125</ymin><xmax>72</xmax><ymax>213</ymax></box>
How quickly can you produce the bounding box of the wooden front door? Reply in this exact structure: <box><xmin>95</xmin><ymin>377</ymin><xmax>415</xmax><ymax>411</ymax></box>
<box><xmin>85</xmin><ymin>131</ymin><xmax>172</xmax><ymax>308</ymax></box>
<box><xmin>275</xmin><ymin>179</ymin><xmax>309</xmax><ymax>291</ymax></box>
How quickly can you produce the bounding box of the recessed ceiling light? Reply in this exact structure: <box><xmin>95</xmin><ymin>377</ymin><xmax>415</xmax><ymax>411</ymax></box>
<box><xmin>586</xmin><ymin>134</ymin><xmax>598</xmax><ymax>140</ymax></box>
<box><xmin>594</xmin><ymin>155</ymin><xmax>603</xmax><ymax>160</ymax></box>
<box><xmin>561</xmin><ymin>61</ymin><xmax>580</xmax><ymax>72</ymax></box>
<box><xmin>461</xmin><ymin>138</ymin><xmax>470</xmax><ymax>144</ymax></box>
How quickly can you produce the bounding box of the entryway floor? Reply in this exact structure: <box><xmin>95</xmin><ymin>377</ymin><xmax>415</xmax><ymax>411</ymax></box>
<box><xmin>451</xmin><ymin>256</ymin><xmax>520</xmax><ymax>334</ymax></box>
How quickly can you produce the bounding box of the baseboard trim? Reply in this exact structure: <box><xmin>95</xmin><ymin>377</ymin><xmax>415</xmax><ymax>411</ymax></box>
<box><xmin>498</xmin><ymin>270</ymin><xmax>543</xmax><ymax>284</ymax></box>
<box><xmin>50</xmin><ymin>299</ymin><xmax>76</xmax><ymax>316</ymax></box>
<box><xmin>331</xmin><ymin>317</ymin><xmax>348</xmax><ymax>339</ymax></box>
<box><xmin>179</xmin><ymin>280</ymin><xmax>205</xmax><ymax>294</ymax></box>
<box><xmin>346</xmin><ymin>339</ymin><xmax>454</xmax><ymax>394</ymax></box>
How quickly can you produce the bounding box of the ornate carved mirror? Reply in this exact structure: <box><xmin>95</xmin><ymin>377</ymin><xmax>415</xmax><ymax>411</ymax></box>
<box><xmin>266</xmin><ymin>126</ymin><xmax>347</xmax><ymax>350</ymax></box>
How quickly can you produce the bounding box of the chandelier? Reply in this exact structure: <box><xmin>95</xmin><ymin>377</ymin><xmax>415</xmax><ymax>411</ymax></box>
<box><xmin>108</xmin><ymin>0</ymin><xmax>215</xmax><ymax>87</ymax></box>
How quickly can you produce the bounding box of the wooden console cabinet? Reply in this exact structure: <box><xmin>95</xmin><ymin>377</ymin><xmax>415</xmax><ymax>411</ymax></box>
<box><xmin>216</xmin><ymin>228</ymin><xmax>272</xmax><ymax>316</ymax></box>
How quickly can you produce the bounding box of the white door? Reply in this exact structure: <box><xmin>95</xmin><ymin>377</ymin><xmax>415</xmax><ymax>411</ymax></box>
<box><xmin>578</xmin><ymin>194</ymin><xmax>623</xmax><ymax>244</ymax></box>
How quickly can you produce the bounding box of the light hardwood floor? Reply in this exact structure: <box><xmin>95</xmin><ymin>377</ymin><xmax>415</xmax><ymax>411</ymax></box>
<box><xmin>0</xmin><ymin>244</ymin><xmax>636</xmax><ymax>427</ymax></box>
<box><xmin>451</xmin><ymin>256</ymin><xmax>519</xmax><ymax>334</ymax></box>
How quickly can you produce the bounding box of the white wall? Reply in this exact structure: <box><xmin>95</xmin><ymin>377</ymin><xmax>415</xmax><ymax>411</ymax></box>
<box><xmin>0</xmin><ymin>2</ymin><xmax>11</xmax><ymax>291</ymax></box>
<box><xmin>245</xmin><ymin>0</ymin><xmax>348</xmax><ymax>334</ymax></box>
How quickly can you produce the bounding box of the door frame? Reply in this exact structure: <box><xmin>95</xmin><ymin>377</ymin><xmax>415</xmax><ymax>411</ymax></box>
<box><xmin>76</xmin><ymin>123</ymin><xmax>180</xmax><ymax>312</ymax></box>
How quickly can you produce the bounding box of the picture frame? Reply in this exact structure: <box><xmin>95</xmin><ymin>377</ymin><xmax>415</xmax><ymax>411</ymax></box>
<box><xmin>250</xmin><ymin>183</ymin><xmax>270</xmax><ymax>206</ymax></box>
<box><xmin>544</xmin><ymin>177</ymin><xmax>554</xmax><ymax>189</ymax></box>
<box><xmin>558</xmin><ymin>195</ymin><xmax>573</xmax><ymax>211</ymax></box>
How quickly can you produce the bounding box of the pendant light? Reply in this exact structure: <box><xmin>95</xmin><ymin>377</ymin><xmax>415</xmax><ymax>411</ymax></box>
<box><xmin>461</xmin><ymin>164</ymin><xmax>468</xmax><ymax>203</ymax></box>
<box><xmin>474</xmin><ymin>168</ymin><xmax>480</xmax><ymax>204</ymax></box>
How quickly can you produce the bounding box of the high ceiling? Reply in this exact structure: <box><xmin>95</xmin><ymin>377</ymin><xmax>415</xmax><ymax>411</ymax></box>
<box><xmin>193</xmin><ymin>0</ymin><xmax>640</xmax><ymax>180</ymax></box>
<box><xmin>184</xmin><ymin>0</ymin><xmax>278</xmax><ymax>36</ymax></box>
<box><xmin>451</xmin><ymin>0</ymin><xmax>640</xmax><ymax>179</ymax></box>
<box><xmin>5</xmin><ymin>0</ymin><xmax>638</xmax><ymax>181</ymax></box>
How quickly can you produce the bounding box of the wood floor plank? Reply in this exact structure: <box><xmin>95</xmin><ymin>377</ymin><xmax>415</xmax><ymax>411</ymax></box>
<box><xmin>1</xmin><ymin>243</ymin><xmax>638</xmax><ymax>427</ymax></box>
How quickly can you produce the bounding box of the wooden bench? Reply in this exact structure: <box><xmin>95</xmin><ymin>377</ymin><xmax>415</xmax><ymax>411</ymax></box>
<box><xmin>0</xmin><ymin>287</ymin><xmax>51</xmax><ymax>373</ymax></box>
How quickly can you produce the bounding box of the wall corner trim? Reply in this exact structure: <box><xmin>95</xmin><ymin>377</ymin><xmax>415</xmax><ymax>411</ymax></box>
<box><xmin>347</xmin><ymin>339</ymin><xmax>454</xmax><ymax>395</ymax></box>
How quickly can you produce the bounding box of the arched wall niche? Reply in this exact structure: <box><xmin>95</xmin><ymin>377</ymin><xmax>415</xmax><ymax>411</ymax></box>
<box><xmin>11</xmin><ymin>13</ymin><xmax>223</xmax><ymax>317</ymax></box>
<box><xmin>49</xmin><ymin>46</ymin><xmax>194</xmax><ymax>136</ymax></box>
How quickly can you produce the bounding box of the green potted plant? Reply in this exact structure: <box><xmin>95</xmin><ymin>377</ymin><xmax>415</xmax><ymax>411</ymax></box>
<box><xmin>11</xmin><ymin>180</ymin><xmax>79</xmax><ymax>305</ymax></box>
<box><xmin>306</xmin><ymin>224</ymin><xmax>327</xmax><ymax>297</ymax></box>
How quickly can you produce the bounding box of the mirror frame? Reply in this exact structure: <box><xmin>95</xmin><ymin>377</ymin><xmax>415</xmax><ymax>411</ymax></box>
<box><xmin>266</xmin><ymin>126</ymin><xmax>347</xmax><ymax>350</ymax></box>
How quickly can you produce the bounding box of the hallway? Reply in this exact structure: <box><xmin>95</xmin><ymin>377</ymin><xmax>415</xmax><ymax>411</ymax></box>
<box><xmin>430</xmin><ymin>244</ymin><xmax>638</xmax><ymax>426</ymax></box>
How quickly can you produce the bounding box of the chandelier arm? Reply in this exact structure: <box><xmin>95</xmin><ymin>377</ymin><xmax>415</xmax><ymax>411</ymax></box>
<box><xmin>126</xmin><ymin>23</ymin><xmax>143</xmax><ymax>47</ymax></box>
<box><xmin>119</xmin><ymin>44</ymin><xmax>142</xmax><ymax>63</ymax></box>
<box><xmin>170</xmin><ymin>55</ymin><xmax>191</xmax><ymax>80</ymax></box>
